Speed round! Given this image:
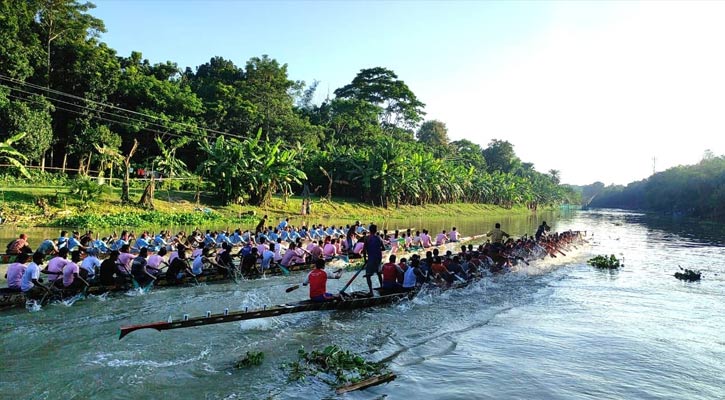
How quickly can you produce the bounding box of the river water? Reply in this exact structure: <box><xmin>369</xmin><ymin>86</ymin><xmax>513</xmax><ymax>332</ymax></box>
<box><xmin>1</xmin><ymin>209</ymin><xmax>723</xmax><ymax>399</ymax></box>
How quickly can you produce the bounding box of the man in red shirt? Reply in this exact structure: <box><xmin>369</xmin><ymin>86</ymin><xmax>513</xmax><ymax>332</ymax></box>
<box><xmin>381</xmin><ymin>254</ymin><xmax>404</xmax><ymax>291</ymax></box>
<box><xmin>6</xmin><ymin>233</ymin><xmax>32</xmax><ymax>255</ymax></box>
<box><xmin>303</xmin><ymin>259</ymin><xmax>343</xmax><ymax>302</ymax></box>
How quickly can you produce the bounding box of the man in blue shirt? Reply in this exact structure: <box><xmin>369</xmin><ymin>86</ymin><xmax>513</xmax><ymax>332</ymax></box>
<box><xmin>363</xmin><ymin>224</ymin><xmax>384</xmax><ymax>297</ymax></box>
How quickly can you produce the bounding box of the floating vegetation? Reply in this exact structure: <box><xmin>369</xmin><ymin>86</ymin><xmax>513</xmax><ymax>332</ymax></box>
<box><xmin>285</xmin><ymin>345</ymin><xmax>394</xmax><ymax>392</ymax></box>
<box><xmin>234</xmin><ymin>351</ymin><xmax>264</xmax><ymax>369</ymax></box>
<box><xmin>674</xmin><ymin>267</ymin><xmax>701</xmax><ymax>282</ymax></box>
<box><xmin>587</xmin><ymin>254</ymin><xmax>622</xmax><ymax>269</ymax></box>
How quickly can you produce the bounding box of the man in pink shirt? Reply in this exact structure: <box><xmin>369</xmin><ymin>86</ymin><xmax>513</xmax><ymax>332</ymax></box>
<box><xmin>5</xmin><ymin>253</ymin><xmax>30</xmax><ymax>290</ymax></box>
<box><xmin>62</xmin><ymin>251</ymin><xmax>88</xmax><ymax>292</ymax></box>
<box><xmin>43</xmin><ymin>247</ymin><xmax>70</xmax><ymax>285</ymax></box>
<box><xmin>323</xmin><ymin>239</ymin><xmax>337</xmax><ymax>259</ymax></box>
<box><xmin>420</xmin><ymin>230</ymin><xmax>432</xmax><ymax>248</ymax></box>
<box><xmin>435</xmin><ymin>230</ymin><xmax>448</xmax><ymax>246</ymax></box>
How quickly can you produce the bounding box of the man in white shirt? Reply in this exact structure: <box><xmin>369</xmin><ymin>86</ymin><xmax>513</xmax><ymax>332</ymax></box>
<box><xmin>21</xmin><ymin>252</ymin><xmax>50</xmax><ymax>299</ymax></box>
<box><xmin>80</xmin><ymin>248</ymin><xmax>101</xmax><ymax>280</ymax></box>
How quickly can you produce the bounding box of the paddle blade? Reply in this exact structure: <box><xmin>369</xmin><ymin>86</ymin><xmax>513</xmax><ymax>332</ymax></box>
<box><xmin>285</xmin><ymin>284</ymin><xmax>300</xmax><ymax>293</ymax></box>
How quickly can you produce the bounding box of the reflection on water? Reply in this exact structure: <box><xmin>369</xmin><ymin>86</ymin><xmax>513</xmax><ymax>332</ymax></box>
<box><xmin>1</xmin><ymin>209</ymin><xmax>723</xmax><ymax>399</ymax></box>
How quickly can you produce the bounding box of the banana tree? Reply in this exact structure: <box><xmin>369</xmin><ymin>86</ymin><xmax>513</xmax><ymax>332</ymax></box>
<box><xmin>0</xmin><ymin>133</ymin><xmax>30</xmax><ymax>178</ymax></box>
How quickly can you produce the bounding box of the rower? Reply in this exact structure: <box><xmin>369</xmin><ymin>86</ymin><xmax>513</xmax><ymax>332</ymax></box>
<box><xmin>20</xmin><ymin>252</ymin><xmax>50</xmax><ymax>299</ymax></box>
<box><xmin>435</xmin><ymin>230</ymin><xmax>448</xmax><ymax>246</ymax></box>
<box><xmin>131</xmin><ymin>247</ymin><xmax>155</xmax><ymax>287</ymax></box>
<box><xmin>449</xmin><ymin>227</ymin><xmax>460</xmax><ymax>242</ymax></box>
<box><xmin>302</xmin><ymin>258</ymin><xmax>342</xmax><ymax>302</ymax></box>
<box><xmin>99</xmin><ymin>250</ymin><xmax>121</xmax><ymax>286</ymax></box>
<box><xmin>323</xmin><ymin>239</ymin><xmax>337</xmax><ymax>259</ymax></box>
<box><xmin>43</xmin><ymin>247</ymin><xmax>69</xmax><ymax>285</ymax></box>
<box><xmin>166</xmin><ymin>246</ymin><xmax>193</xmax><ymax>284</ymax></box>
<box><xmin>431</xmin><ymin>256</ymin><xmax>454</xmax><ymax>284</ymax></box>
<box><xmin>6</xmin><ymin>233</ymin><xmax>32</xmax><ymax>255</ymax></box>
<box><xmin>255</xmin><ymin>214</ymin><xmax>268</xmax><ymax>234</ymax></box>
<box><xmin>381</xmin><ymin>255</ymin><xmax>404</xmax><ymax>292</ymax></box>
<box><xmin>402</xmin><ymin>257</ymin><xmax>426</xmax><ymax>291</ymax></box>
<box><xmin>5</xmin><ymin>253</ymin><xmax>30</xmax><ymax>291</ymax></box>
<box><xmin>241</xmin><ymin>247</ymin><xmax>259</xmax><ymax>275</ymax></box>
<box><xmin>37</xmin><ymin>239</ymin><xmax>59</xmax><ymax>255</ymax></box>
<box><xmin>280</xmin><ymin>242</ymin><xmax>302</xmax><ymax>267</ymax></box>
<box><xmin>420</xmin><ymin>230</ymin><xmax>432</xmax><ymax>248</ymax></box>
<box><xmin>80</xmin><ymin>248</ymin><xmax>101</xmax><ymax>281</ymax></box>
<box><xmin>146</xmin><ymin>248</ymin><xmax>166</xmax><ymax>277</ymax></box>
<box><xmin>66</xmin><ymin>231</ymin><xmax>86</xmax><ymax>252</ymax></box>
<box><xmin>117</xmin><ymin>244</ymin><xmax>136</xmax><ymax>277</ymax></box>
<box><xmin>215</xmin><ymin>243</ymin><xmax>234</xmax><ymax>275</ymax></box>
<box><xmin>260</xmin><ymin>243</ymin><xmax>275</xmax><ymax>271</ymax></box>
<box><xmin>61</xmin><ymin>251</ymin><xmax>88</xmax><ymax>292</ymax></box>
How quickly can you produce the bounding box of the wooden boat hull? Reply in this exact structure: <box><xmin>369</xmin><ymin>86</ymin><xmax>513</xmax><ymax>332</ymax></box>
<box><xmin>119</xmin><ymin>291</ymin><xmax>414</xmax><ymax>339</ymax></box>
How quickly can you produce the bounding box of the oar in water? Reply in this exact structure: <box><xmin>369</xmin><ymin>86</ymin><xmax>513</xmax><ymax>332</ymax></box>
<box><xmin>339</xmin><ymin>255</ymin><xmax>366</xmax><ymax>295</ymax></box>
<box><xmin>276</xmin><ymin>262</ymin><xmax>290</xmax><ymax>276</ymax></box>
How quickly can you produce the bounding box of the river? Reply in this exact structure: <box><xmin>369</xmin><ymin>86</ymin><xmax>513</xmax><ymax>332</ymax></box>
<box><xmin>1</xmin><ymin>209</ymin><xmax>723</xmax><ymax>399</ymax></box>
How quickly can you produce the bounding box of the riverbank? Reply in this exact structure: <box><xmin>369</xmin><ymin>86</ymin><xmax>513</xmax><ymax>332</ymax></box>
<box><xmin>0</xmin><ymin>185</ymin><xmax>537</xmax><ymax>229</ymax></box>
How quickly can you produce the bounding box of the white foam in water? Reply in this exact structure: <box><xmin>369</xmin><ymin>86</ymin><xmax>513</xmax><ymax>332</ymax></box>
<box><xmin>25</xmin><ymin>300</ymin><xmax>43</xmax><ymax>312</ymax></box>
<box><xmin>88</xmin><ymin>292</ymin><xmax>110</xmax><ymax>302</ymax></box>
<box><xmin>61</xmin><ymin>293</ymin><xmax>84</xmax><ymax>307</ymax></box>
<box><xmin>238</xmin><ymin>318</ymin><xmax>277</xmax><ymax>331</ymax></box>
<box><xmin>92</xmin><ymin>346</ymin><xmax>211</xmax><ymax>368</ymax></box>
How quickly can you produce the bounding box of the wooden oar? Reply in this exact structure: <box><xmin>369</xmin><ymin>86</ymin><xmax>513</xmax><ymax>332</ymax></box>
<box><xmin>339</xmin><ymin>255</ymin><xmax>366</xmax><ymax>295</ymax></box>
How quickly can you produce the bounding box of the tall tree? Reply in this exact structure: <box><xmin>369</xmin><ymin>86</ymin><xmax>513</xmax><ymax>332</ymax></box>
<box><xmin>416</xmin><ymin>120</ymin><xmax>450</xmax><ymax>157</ymax></box>
<box><xmin>238</xmin><ymin>55</ymin><xmax>322</xmax><ymax>146</ymax></box>
<box><xmin>482</xmin><ymin>139</ymin><xmax>520</xmax><ymax>173</ymax></box>
<box><xmin>334</xmin><ymin>67</ymin><xmax>425</xmax><ymax>132</ymax></box>
<box><xmin>188</xmin><ymin>56</ymin><xmax>252</xmax><ymax>133</ymax></box>
<box><xmin>36</xmin><ymin>0</ymin><xmax>105</xmax><ymax>87</ymax></box>
<box><xmin>450</xmin><ymin>139</ymin><xmax>487</xmax><ymax>171</ymax></box>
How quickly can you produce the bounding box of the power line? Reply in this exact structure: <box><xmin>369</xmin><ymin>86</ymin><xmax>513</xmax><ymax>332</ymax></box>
<box><xmin>4</xmin><ymin>92</ymin><xmax>207</xmax><ymax>144</ymax></box>
<box><xmin>0</xmin><ymin>83</ymin><xmax>208</xmax><ymax>141</ymax></box>
<box><xmin>0</xmin><ymin>74</ymin><xmax>252</xmax><ymax>142</ymax></box>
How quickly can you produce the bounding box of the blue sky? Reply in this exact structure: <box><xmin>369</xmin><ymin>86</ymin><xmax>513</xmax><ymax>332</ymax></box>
<box><xmin>91</xmin><ymin>0</ymin><xmax>725</xmax><ymax>185</ymax></box>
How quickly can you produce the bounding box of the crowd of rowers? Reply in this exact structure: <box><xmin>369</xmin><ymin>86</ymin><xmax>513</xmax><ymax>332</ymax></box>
<box><xmin>300</xmin><ymin>221</ymin><xmax>581</xmax><ymax>302</ymax></box>
<box><xmin>3</xmin><ymin>216</ymin><xmax>578</xmax><ymax>302</ymax></box>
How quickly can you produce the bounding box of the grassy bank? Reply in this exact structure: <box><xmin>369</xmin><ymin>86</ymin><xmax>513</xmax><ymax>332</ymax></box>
<box><xmin>0</xmin><ymin>185</ymin><xmax>535</xmax><ymax>229</ymax></box>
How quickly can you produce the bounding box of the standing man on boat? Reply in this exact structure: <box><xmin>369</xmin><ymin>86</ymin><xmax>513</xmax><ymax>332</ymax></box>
<box><xmin>535</xmin><ymin>221</ymin><xmax>551</xmax><ymax>241</ymax></box>
<box><xmin>255</xmin><ymin>214</ymin><xmax>268</xmax><ymax>234</ymax></box>
<box><xmin>303</xmin><ymin>258</ymin><xmax>343</xmax><ymax>302</ymax></box>
<box><xmin>363</xmin><ymin>224</ymin><xmax>384</xmax><ymax>297</ymax></box>
<box><xmin>486</xmin><ymin>223</ymin><xmax>510</xmax><ymax>251</ymax></box>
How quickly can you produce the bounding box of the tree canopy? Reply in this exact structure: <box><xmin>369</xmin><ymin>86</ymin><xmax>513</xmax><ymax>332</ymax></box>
<box><xmin>0</xmin><ymin>0</ymin><xmax>575</xmax><ymax>211</ymax></box>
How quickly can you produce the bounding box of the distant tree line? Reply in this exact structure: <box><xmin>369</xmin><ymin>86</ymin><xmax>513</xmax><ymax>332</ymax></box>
<box><xmin>572</xmin><ymin>152</ymin><xmax>724</xmax><ymax>220</ymax></box>
<box><xmin>0</xmin><ymin>1</ymin><xmax>576</xmax><ymax>208</ymax></box>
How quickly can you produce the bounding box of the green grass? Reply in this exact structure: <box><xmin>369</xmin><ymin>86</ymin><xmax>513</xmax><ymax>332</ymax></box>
<box><xmin>0</xmin><ymin>184</ymin><xmax>536</xmax><ymax>229</ymax></box>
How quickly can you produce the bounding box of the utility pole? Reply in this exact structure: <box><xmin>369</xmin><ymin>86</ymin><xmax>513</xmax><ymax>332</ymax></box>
<box><xmin>652</xmin><ymin>157</ymin><xmax>656</xmax><ymax>175</ymax></box>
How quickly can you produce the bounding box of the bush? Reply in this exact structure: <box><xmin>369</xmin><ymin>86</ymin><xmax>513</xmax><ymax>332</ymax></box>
<box><xmin>51</xmin><ymin>210</ymin><xmax>225</xmax><ymax>228</ymax></box>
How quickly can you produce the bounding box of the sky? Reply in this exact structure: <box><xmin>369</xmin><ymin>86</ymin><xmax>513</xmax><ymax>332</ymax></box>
<box><xmin>90</xmin><ymin>0</ymin><xmax>725</xmax><ymax>186</ymax></box>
